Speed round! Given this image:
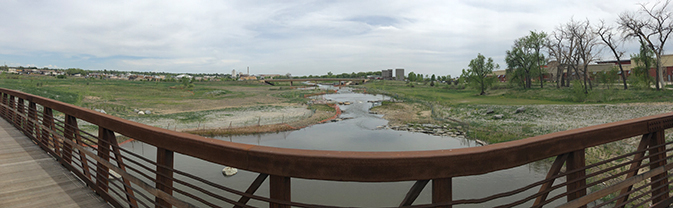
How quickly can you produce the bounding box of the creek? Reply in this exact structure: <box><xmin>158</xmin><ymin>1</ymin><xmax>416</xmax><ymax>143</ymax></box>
<box><xmin>120</xmin><ymin>86</ymin><xmax>561</xmax><ymax>207</ymax></box>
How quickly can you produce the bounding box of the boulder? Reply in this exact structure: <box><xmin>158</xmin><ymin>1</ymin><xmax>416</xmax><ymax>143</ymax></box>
<box><xmin>493</xmin><ymin>114</ymin><xmax>503</xmax><ymax>119</ymax></box>
<box><xmin>138</xmin><ymin>111</ymin><xmax>145</xmax><ymax>115</ymax></box>
<box><xmin>222</xmin><ymin>167</ymin><xmax>238</xmax><ymax>176</ymax></box>
<box><xmin>514</xmin><ymin>107</ymin><xmax>525</xmax><ymax>114</ymax></box>
<box><xmin>144</xmin><ymin>110</ymin><xmax>151</xmax><ymax>114</ymax></box>
<box><xmin>486</xmin><ymin>108</ymin><xmax>494</xmax><ymax>114</ymax></box>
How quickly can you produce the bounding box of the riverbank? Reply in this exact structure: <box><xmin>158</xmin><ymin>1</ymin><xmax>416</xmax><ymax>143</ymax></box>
<box><xmin>361</xmin><ymin>80</ymin><xmax>673</xmax><ymax>144</ymax></box>
<box><xmin>124</xmin><ymin>103</ymin><xmax>339</xmax><ymax>136</ymax></box>
<box><xmin>184</xmin><ymin>104</ymin><xmax>341</xmax><ymax>136</ymax></box>
<box><xmin>370</xmin><ymin>98</ymin><xmax>673</xmax><ymax>143</ymax></box>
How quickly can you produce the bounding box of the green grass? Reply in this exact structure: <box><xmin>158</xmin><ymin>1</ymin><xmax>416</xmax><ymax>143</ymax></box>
<box><xmin>363</xmin><ymin>80</ymin><xmax>673</xmax><ymax>105</ymax></box>
<box><xmin>0</xmin><ymin>74</ymin><xmax>283</xmax><ymax>117</ymax></box>
<box><xmin>362</xmin><ymin>80</ymin><xmax>572</xmax><ymax>106</ymax></box>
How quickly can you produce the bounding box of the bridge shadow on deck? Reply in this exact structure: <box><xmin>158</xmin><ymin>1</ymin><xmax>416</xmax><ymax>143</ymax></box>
<box><xmin>0</xmin><ymin>119</ymin><xmax>110</xmax><ymax>207</ymax></box>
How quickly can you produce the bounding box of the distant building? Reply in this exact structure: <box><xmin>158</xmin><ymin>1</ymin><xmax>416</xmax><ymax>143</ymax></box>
<box><xmin>239</xmin><ymin>75</ymin><xmax>257</xmax><ymax>81</ymax></box>
<box><xmin>382</xmin><ymin>69</ymin><xmax>393</xmax><ymax>80</ymax></box>
<box><xmin>395</xmin><ymin>68</ymin><xmax>404</xmax><ymax>81</ymax></box>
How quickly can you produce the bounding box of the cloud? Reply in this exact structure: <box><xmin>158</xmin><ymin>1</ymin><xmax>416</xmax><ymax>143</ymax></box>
<box><xmin>0</xmin><ymin>0</ymin><xmax>669</xmax><ymax>76</ymax></box>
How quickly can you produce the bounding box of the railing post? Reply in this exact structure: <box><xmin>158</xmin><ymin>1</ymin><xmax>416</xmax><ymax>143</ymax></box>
<box><xmin>566</xmin><ymin>149</ymin><xmax>586</xmax><ymax>208</ymax></box>
<box><xmin>62</xmin><ymin>115</ymin><xmax>77</xmax><ymax>165</ymax></box>
<box><xmin>432</xmin><ymin>178</ymin><xmax>452</xmax><ymax>208</ymax></box>
<box><xmin>66</xmin><ymin>115</ymin><xmax>92</xmax><ymax>181</ymax></box>
<box><xmin>649</xmin><ymin>130</ymin><xmax>669</xmax><ymax>205</ymax></box>
<box><xmin>0</xmin><ymin>93</ymin><xmax>6</xmax><ymax>118</ymax></box>
<box><xmin>615</xmin><ymin>133</ymin><xmax>651</xmax><ymax>207</ymax></box>
<box><xmin>8</xmin><ymin>95</ymin><xmax>15</xmax><ymax>124</ymax></box>
<box><xmin>97</xmin><ymin>128</ymin><xmax>113</xmax><ymax>193</ymax></box>
<box><xmin>109</xmin><ymin>140</ymin><xmax>139</xmax><ymax>208</ymax></box>
<box><xmin>16</xmin><ymin>98</ymin><xmax>24</xmax><ymax>131</ymax></box>
<box><xmin>27</xmin><ymin>102</ymin><xmax>37</xmax><ymax>140</ymax></box>
<box><xmin>156</xmin><ymin>147</ymin><xmax>174</xmax><ymax>208</ymax></box>
<box><xmin>41</xmin><ymin>108</ymin><xmax>57</xmax><ymax>154</ymax></box>
<box><xmin>270</xmin><ymin>175</ymin><xmax>291</xmax><ymax>208</ymax></box>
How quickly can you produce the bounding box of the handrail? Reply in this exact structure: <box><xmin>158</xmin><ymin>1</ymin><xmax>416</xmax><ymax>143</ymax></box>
<box><xmin>2</xmin><ymin>87</ymin><xmax>672</xmax><ymax>207</ymax></box>
<box><xmin>5</xmin><ymin>87</ymin><xmax>672</xmax><ymax>181</ymax></box>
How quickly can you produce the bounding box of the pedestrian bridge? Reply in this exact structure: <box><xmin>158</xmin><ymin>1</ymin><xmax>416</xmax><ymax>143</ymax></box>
<box><xmin>1</xmin><ymin>87</ymin><xmax>672</xmax><ymax>207</ymax></box>
<box><xmin>262</xmin><ymin>78</ymin><xmax>369</xmax><ymax>86</ymax></box>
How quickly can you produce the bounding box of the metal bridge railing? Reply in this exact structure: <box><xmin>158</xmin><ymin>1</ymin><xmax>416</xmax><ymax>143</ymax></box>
<box><xmin>1</xmin><ymin>87</ymin><xmax>672</xmax><ymax>207</ymax></box>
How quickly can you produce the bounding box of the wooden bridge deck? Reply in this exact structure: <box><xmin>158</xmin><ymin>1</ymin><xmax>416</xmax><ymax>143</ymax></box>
<box><xmin>0</xmin><ymin>119</ymin><xmax>109</xmax><ymax>207</ymax></box>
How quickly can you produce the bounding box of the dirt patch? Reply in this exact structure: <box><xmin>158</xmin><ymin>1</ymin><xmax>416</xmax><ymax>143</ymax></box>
<box><xmin>370</xmin><ymin>102</ymin><xmax>436</xmax><ymax>126</ymax></box>
<box><xmin>183</xmin><ymin>106</ymin><xmax>337</xmax><ymax>136</ymax></box>
<box><xmin>84</xmin><ymin>96</ymin><xmax>101</xmax><ymax>101</ymax></box>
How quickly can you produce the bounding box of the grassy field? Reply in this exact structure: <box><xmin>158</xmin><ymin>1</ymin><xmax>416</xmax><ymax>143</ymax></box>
<box><xmin>0</xmin><ymin>74</ymin><xmax>344</xmax><ymax>137</ymax></box>
<box><xmin>0</xmin><ymin>73</ymin><xmax>323</xmax><ymax>117</ymax></box>
<box><xmin>363</xmin><ymin>80</ymin><xmax>673</xmax><ymax>105</ymax></box>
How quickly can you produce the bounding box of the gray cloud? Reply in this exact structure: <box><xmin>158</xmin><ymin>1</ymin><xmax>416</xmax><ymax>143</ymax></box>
<box><xmin>0</xmin><ymin>0</ymin><xmax>668</xmax><ymax>76</ymax></box>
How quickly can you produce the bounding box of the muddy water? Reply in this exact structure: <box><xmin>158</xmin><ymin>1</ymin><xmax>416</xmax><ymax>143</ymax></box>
<box><xmin>120</xmin><ymin>87</ymin><xmax>561</xmax><ymax>207</ymax></box>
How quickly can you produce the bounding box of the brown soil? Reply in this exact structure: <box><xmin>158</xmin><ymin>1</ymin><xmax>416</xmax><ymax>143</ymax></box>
<box><xmin>184</xmin><ymin>108</ymin><xmax>335</xmax><ymax>136</ymax></box>
<box><xmin>370</xmin><ymin>102</ymin><xmax>436</xmax><ymax>126</ymax></box>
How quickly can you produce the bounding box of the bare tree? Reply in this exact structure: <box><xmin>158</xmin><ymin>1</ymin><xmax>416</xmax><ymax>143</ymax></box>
<box><xmin>547</xmin><ymin>31</ymin><xmax>568</xmax><ymax>88</ymax></box>
<box><xmin>596</xmin><ymin>20</ymin><xmax>628</xmax><ymax>89</ymax></box>
<box><xmin>572</xmin><ymin>19</ymin><xmax>600</xmax><ymax>93</ymax></box>
<box><xmin>560</xmin><ymin>21</ymin><xmax>581</xmax><ymax>88</ymax></box>
<box><xmin>553</xmin><ymin>19</ymin><xmax>600</xmax><ymax>93</ymax></box>
<box><xmin>619</xmin><ymin>0</ymin><xmax>673</xmax><ymax>90</ymax></box>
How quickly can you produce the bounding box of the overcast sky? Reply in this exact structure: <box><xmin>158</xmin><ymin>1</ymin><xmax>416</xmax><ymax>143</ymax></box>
<box><xmin>0</xmin><ymin>0</ymin><xmax>670</xmax><ymax>77</ymax></box>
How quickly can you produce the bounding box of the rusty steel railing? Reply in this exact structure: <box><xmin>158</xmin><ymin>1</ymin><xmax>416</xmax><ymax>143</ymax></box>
<box><xmin>1</xmin><ymin>87</ymin><xmax>673</xmax><ymax>207</ymax></box>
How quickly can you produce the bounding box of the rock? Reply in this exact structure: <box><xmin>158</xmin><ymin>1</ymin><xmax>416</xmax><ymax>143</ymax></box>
<box><xmin>514</xmin><ymin>107</ymin><xmax>525</xmax><ymax>114</ymax></box>
<box><xmin>99</xmin><ymin>110</ymin><xmax>106</xmax><ymax>114</ymax></box>
<box><xmin>222</xmin><ymin>166</ymin><xmax>238</xmax><ymax>176</ymax></box>
<box><xmin>138</xmin><ymin>111</ymin><xmax>145</xmax><ymax>115</ymax></box>
<box><xmin>144</xmin><ymin>110</ymin><xmax>151</xmax><ymax>114</ymax></box>
<box><xmin>493</xmin><ymin>114</ymin><xmax>503</xmax><ymax>119</ymax></box>
<box><xmin>475</xmin><ymin>139</ymin><xmax>487</xmax><ymax>146</ymax></box>
<box><xmin>133</xmin><ymin>109</ymin><xmax>139</xmax><ymax>113</ymax></box>
<box><xmin>486</xmin><ymin>108</ymin><xmax>494</xmax><ymax>114</ymax></box>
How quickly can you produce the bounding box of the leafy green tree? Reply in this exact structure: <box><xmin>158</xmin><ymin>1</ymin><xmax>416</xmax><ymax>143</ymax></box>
<box><xmin>630</xmin><ymin>40</ymin><xmax>656</xmax><ymax>89</ymax></box>
<box><xmin>596</xmin><ymin>67</ymin><xmax>619</xmax><ymax>89</ymax></box>
<box><xmin>408</xmin><ymin>72</ymin><xmax>416</xmax><ymax>81</ymax></box>
<box><xmin>430</xmin><ymin>74</ymin><xmax>436</xmax><ymax>86</ymax></box>
<box><xmin>505</xmin><ymin>31</ymin><xmax>547</xmax><ymax>89</ymax></box>
<box><xmin>463</xmin><ymin>53</ymin><xmax>499</xmax><ymax>95</ymax></box>
<box><xmin>65</xmin><ymin>68</ymin><xmax>86</xmax><ymax>75</ymax></box>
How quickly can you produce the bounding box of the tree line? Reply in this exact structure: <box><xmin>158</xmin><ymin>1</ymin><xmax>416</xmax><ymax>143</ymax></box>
<box><xmin>461</xmin><ymin>0</ymin><xmax>672</xmax><ymax>95</ymax></box>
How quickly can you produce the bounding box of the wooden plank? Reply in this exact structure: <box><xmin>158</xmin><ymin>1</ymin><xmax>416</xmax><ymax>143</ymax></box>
<box><xmin>156</xmin><ymin>147</ymin><xmax>175</xmax><ymax>208</ymax></box>
<box><xmin>270</xmin><ymin>175</ymin><xmax>291</xmax><ymax>208</ymax></box>
<box><xmin>109</xmin><ymin>132</ymin><xmax>138</xmax><ymax>207</ymax></box>
<box><xmin>649</xmin><ymin>130</ymin><xmax>669</xmax><ymax>204</ymax></box>
<box><xmin>615</xmin><ymin>134</ymin><xmax>651</xmax><ymax>207</ymax></box>
<box><xmin>0</xmin><ymin>118</ymin><xmax>109</xmax><ymax>208</ymax></box>
<box><xmin>566</xmin><ymin>149</ymin><xmax>586</xmax><ymax>208</ymax></box>
<box><xmin>399</xmin><ymin>180</ymin><xmax>429</xmax><ymax>207</ymax></box>
<box><xmin>558</xmin><ymin>161</ymin><xmax>673</xmax><ymax>208</ymax></box>
<box><xmin>235</xmin><ymin>173</ymin><xmax>269</xmax><ymax>208</ymax></box>
<box><xmin>533</xmin><ymin>153</ymin><xmax>568</xmax><ymax>207</ymax></box>
<box><xmin>432</xmin><ymin>178</ymin><xmax>452</xmax><ymax>208</ymax></box>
